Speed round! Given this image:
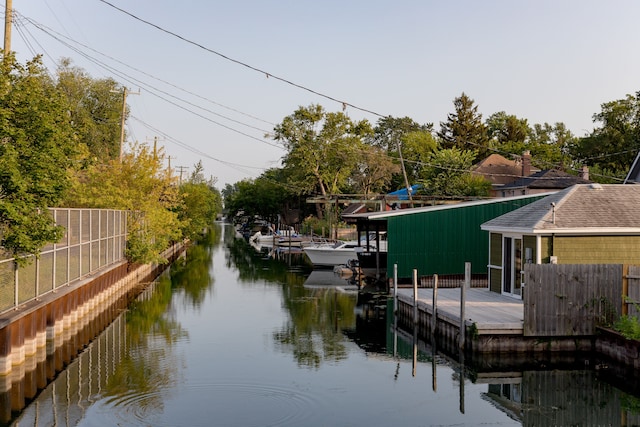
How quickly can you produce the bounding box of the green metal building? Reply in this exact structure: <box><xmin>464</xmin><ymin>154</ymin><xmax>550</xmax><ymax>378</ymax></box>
<box><xmin>346</xmin><ymin>194</ymin><xmax>550</xmax><ymax>281</ymax></box>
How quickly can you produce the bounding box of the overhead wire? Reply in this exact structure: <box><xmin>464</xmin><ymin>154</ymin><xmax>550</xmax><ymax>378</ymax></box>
<box><xmin>97</xmin><ymin>0</ymin><xmax>386</xmax><ymax>119</ymax></box>
<box><xmin>20</xmin><ymin>13</ymin><xmax>275</xmax><ymax>127</ymax></box>
<box><xmin>18</xmin><ymin>12</ymin><xmax>283</xmax><ymax>151</ymax></box>
<box><xmin>20</xmin><ymin>13</ymin><xmax>276</xmax><ymax>137</ymax></box>
<box><xmin>13</xmin><ymin>7</ymin><xmax>630</xmax><ymax>189</ymax></box>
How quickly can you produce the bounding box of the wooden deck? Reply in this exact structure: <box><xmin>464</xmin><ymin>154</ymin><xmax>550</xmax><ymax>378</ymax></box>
<box><xmin>396</xmin><ymin>287</ymin><xmax>524</xmax><ymax>335</ymax></box>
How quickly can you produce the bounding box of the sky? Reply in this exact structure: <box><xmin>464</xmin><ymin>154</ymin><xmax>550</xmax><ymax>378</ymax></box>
<box><xmin>6</xmin><ymin>0</ymin><xmax>640</xmax><ymax>189</ymax></box>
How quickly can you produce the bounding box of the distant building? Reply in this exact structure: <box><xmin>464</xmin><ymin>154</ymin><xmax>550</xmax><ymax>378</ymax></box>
<box><xmin>471</xmin><ymin>152</ymin><xmax>537</xmax><ymax>197</ymax></box>
<box><xmin>498</xmin><ymin>167</ymin><xmax>591</xmax><ymax>198</ymax></box>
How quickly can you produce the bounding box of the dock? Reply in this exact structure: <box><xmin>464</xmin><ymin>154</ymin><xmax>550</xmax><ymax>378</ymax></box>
<box><xmin>396</xmin><ymin>287</ymin><xmax>524</xmax><ymax>334</ymax></box>
<box><xmin>394</xmin><ymin>285</ymin><xmax>593</xmax><ymax>355</ymax></box>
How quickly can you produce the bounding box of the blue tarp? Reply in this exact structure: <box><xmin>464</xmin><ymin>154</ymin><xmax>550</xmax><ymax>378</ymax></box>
<box><xmin>387</xmin><ymin>184</ymin><xmax>421</xmax><ymax>200</ymax></box>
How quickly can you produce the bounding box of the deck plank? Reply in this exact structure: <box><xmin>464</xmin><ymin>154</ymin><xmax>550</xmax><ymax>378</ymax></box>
<box><xmin>396</xmin><ymin>287</ymin><xmax>524</xmax><ymax>334</ymax></box>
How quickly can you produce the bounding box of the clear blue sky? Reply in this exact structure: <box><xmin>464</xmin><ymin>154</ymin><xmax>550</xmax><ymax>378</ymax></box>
<box><xmin>8</xmin><ymin>0</ymin><xmax>640</xmax><ymax>188</ymax></box>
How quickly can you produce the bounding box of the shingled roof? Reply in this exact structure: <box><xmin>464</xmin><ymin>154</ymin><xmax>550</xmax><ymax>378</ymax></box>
<box><xmin>501</xmin><ymin>169</ymin><xmax>591</xmax><ymax>190</ymax></box>
<box><xmin>481</xmin><ymin>184</ymin><xmax>640</xmax><ymax>233</ymax></box>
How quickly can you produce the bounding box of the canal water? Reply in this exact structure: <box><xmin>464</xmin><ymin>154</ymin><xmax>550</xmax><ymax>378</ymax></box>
<box><xmin>6</xmin><ymin>223</ymin><xmax>640</xmax><ymax>426</ymax></box>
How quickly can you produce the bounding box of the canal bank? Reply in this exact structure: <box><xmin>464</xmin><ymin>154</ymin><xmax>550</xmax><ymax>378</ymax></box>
<box><xmin>0</xmin><ymin>242</ymin><xmax>185</xmax><ymax>380</ymax></box>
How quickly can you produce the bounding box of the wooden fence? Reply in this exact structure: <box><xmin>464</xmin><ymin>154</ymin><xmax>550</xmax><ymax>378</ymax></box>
<box><xmin>627</xmin><ymin>265</ymin><xmax>640</xmax><ymax>317</ymax></box>
<box><xmin>523</xmin><ymin>264</ymin><xmax>623</xmax><ymax>337</ymax></box>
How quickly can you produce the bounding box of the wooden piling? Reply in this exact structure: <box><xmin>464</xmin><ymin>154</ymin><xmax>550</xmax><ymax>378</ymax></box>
<box><xmin>393</xmin><ymin>264</ymin><xmax>398</xmax><ymax>315</ymax></box>
<box><xmin>413</xmin><ymin>269</ymin><xmax>418</xmax><ymax>324</ymax></box>
<box><xmin>432</xmin><ymin>274</ymin><xmax>438</xmax><ymax>335</ymax></box>
<box><xmin>459</xmin><ymin>263</ymin><xmax>470</xmax><ymax>350</ymax></box>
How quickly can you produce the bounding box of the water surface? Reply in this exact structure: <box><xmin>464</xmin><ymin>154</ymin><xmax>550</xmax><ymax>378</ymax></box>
<box><xmin>8</xmin><ymin>224</ymin><xmax>640</xmax><ymax>426</ymax></box>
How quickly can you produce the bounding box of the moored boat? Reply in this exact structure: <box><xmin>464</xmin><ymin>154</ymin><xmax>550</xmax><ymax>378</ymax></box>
<box><xmin>303</xmin><ymin>240</ymin><xmax>364</xmax><ymax>267</ymax></box>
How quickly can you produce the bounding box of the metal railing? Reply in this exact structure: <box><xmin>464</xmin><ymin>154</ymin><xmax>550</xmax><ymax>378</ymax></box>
<box><xmin>0</xmin><ymin>208</ymin><xmax>128</xmax><ymax>313</ymax></box>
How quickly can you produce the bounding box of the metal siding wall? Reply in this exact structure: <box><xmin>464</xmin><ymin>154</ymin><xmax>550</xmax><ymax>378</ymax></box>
<box><xmin>388</xmin><ymin>197</ymin><xmax>546</xmax><ymax>279</ymax></box>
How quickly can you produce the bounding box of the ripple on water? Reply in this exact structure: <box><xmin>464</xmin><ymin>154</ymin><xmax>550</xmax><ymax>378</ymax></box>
<box><xmin>101</xmin><ymin>381</ymin><xmax>318</xmax><ymax>427</ymax></box>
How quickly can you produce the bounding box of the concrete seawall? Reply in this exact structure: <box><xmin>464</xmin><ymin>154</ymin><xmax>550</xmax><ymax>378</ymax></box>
<box><xmin>0</xmin><ymin>243</ymin><xmax>185</xmax><ymax>377</ymax></box>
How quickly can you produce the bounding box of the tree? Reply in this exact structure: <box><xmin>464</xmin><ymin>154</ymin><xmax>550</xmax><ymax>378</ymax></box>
<box><xmin>486</xmin><ymin>111</ymin><xmax>530</xmax><ymax>145</ymax></box>
<box><xmin>528</xmin><ymin>122</ymin><xmax>577</xmax><ymax>169</ymax></box>
<box><xmin>65</xmin><ymin>143</ymin><xmax>182</xmax><ymax>263</ymax></box>
<box><xmin>56</xmin><ymin>59</ymin><xmax>124</xmax><ymax>163</ymax></box>
<box><xmin>438</xmin><ymin>93</ymin><xmax>489</xmax><ymax>159</ymax></box>
<box><xmin>349</xmin><ymin>144</ymin><xmax>400</xmax><ymax>196</ymax></box>
<box><xmin>369</xmin><ymin>116</ymin><xmax>433</xmax><ymax>190</ymax></box>
<box><xmin>419</xmin><ymin>148</ymin><xmax>490</xmax><ymax>198</ymax></box>
<box><xmin>400</xmin><ymin>130</ymin><xmax>438</xmax><ymax>183</ymax></box>
<box><xmin>573</xmin><ymin>92</ymin><xmax>640</xmax><ymax>180</ymax></box>
<box><xmin>223</xmin><ymin>169</ymin><xmax>296</xmax><ymax>225</ymax></box>
<box><xmin>178</xmin><ymin>161</ymin><xmax>222</xmax><ymax>241</ymax></box>
<box><xmin>272</xmin><ymin>104</ymin><xmax>372</xmax><ymax>217</ymax></box>
<box><xmin>0</xmin><ymin>55</ymin><xmax>79</xmax><ymax>258</ymax></box>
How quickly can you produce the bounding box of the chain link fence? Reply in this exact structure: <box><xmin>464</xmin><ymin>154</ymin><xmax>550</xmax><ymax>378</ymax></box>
<box><xmin>0</xmin><ymin>209</ymin><xmax>128</xmax><ymax>313</ymax></box>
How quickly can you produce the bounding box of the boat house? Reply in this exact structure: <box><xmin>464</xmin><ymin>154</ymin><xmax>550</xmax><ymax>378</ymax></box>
<box><xmin>343</xmin><ymin>194</ymin><xmax>550</xmax><ymax>284</ymax></box>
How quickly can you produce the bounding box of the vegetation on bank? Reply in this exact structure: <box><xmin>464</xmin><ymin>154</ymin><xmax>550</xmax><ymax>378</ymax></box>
<box><xmin>224</xmin><ymin>91</ymin><xmax>640</xmax><ymax>224</ymax></box>
<box><xmin>0</xmin><ymin>54</ymin><xmax>221</xmax><ymax>264</ymax></box>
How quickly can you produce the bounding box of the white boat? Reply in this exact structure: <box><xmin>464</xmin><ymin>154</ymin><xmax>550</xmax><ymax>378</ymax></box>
<box><xmin>249</xmin><ymin>231</ymin><xmax>280</xmax><ymax>246</ymax></box>
<box><xmin>303</xmin><ymin>240</ymin><xmax>364</xmax><ymax>267</ymax></box>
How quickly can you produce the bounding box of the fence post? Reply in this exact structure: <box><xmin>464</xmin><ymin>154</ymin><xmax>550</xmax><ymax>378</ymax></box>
<box><xmin>623</xmin><ymin>264</ymin><xmax>629</xmax><ymax>316</ymax></box>
<box><xmin>13</xmin><ymin>261</ymin><xmax>18</xmax><ymax>309</ymax></box>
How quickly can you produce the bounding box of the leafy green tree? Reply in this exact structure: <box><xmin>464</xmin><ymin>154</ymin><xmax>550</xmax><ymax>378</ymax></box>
<box><xmin>0</xmin><ymin>55</ymin><xmax>78</xmax><ymax>258</ymax></box>
<box><xmin>438</xmin><ymin>92</ymin><xmax>489</xmax><ymax>159</ymax></box>
<box><xmin>527</xmin><ymin>122</ymin><xmax>577</xmax><ymax>169</ymax></box>
<box><xmin>573</xmin><ymin>92</ymin><xmax>640</xmax><ymax>180</ymax></box>
<box><xmin>369</xmin><ymin>116</ymin><xmax>433</xmax><ymax>189</ymax></box>
<box><xmin>56</xmin><ymin>58</ymin><xmax>124</xmax><ymax>163</ymax></box>
<box><xmin>419</xmin><ymin>148</ymin><xmax>490</xmax><ymax>198</ymax></box>
<box><xmin>223</xmin><ymin>170</ymin><xmax>295</xmax><ymax>225</ymax></box>
<box><xmin>400</xmin><ymin>130</ymin><xmax>438</xmax><ymax>183</ymax></box>
<box><xmin>66</xmin><ymin>143</ymin><xmax>182</xmax><ymax>263</ymax></box>
<box><xmin>349</xmin><ymin>144</ymin><xmax>400</xmax><ymax>196</ymax></box>
<box><xmin>178</xmin><ymin>161</ymin><xmax>222</xmax><ymax>241</ymax></box>
<box><xmin>272</xmin><ymin>104</ymin><xmax>372</xmax><ymax>216</ymax></box>
<box><xmin>486</xmin><ymin>111</ymin><xmax>530</xmax><ymax>145</ymax></box>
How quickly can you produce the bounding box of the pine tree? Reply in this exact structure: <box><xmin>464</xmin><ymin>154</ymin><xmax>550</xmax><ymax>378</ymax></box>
<box><xmin>438</xmin><ymin>92</ymin><xmax>489</xmax><ymax>159</ymax></box>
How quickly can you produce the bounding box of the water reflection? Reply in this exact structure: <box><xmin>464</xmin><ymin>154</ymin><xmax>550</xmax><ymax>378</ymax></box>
<box><xmin>391</xmin><ymin>321</ymin><xmax>640</xmax><ymax>426</ymax></box>
<box><xmin>7</xmin><ymin>224</ymin><xmax>640</xmax><ymax>426</ymax></box>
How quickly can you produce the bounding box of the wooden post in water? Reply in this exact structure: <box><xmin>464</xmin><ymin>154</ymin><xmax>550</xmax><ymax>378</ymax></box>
<box><xmin>413</xmin><ymin>269</ymin><xmax>418</xmax><ymax>324</ymax></box>
<box><xmin>459</xmin><ymin>263</ymin><xmax>470</xmax><ymax>350</ymax></box>
<box><xmin>431</xmin><ymin>274</ymin><xmax>438</xmax><ymax>336</ymax></box>
<box><xmin>459</xmin><ymin>351</ymin><xmax>465</xmax><ymax>414</ymax></box>
<box><xmin>412</xmin><ymin>327</ymin><xmax>418</xmax><ymax>377</ymax></box>
<box><xmin>393</xmin><ymin>264</ymin><xmax>398</xmax><ymax>358</ymax></box>
<box><xmin>393</xmin><ymin>264</ymin><xmax>398</xmax><ymax>315</ymax></box>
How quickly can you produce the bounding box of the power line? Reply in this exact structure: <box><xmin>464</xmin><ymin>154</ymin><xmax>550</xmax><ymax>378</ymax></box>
<box><xmin>97</xmin><ymin>0</ymin><xmax>386</xmax><ymax>119</ymax></box>
<box><xmin>18</xmin><ymin>13</ymin><xmax>283</xmax><ymax>150</ymax></box>
<box><xmin>19</xmin><ymin>12</ymin><xmax>275</xmax><ymax>127</ymax></box>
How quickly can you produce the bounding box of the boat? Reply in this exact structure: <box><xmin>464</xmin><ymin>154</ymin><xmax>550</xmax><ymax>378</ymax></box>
<box><xmin>249</xmin><ymin>231</ymin><xmax>280</xmax><ymax>246</ymax></box>
<box><xmin>303</xmin><ymin>240</ymin><xmax>364</xmax><ymax>267</ymax></box>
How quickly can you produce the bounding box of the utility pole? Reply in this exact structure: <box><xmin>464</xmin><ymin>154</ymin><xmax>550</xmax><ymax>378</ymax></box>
<box><xmin>396</xmin><ymin>141</ymin><xmax>414</xmax><ymax>208</ymax></box>
<box><xmin>4</xmin><ymin>0</ymin><xmax>12</xmax><ymax>56</ymax></box>
<box><xmin>113</xmin><ymin>87</ymin><xmax>139</xmax><ymax>161</ymax></box>
<box><xmin>176</xmin><ymin>166</ymin><xmax>188</xmax><ymax>185</ymax></box>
